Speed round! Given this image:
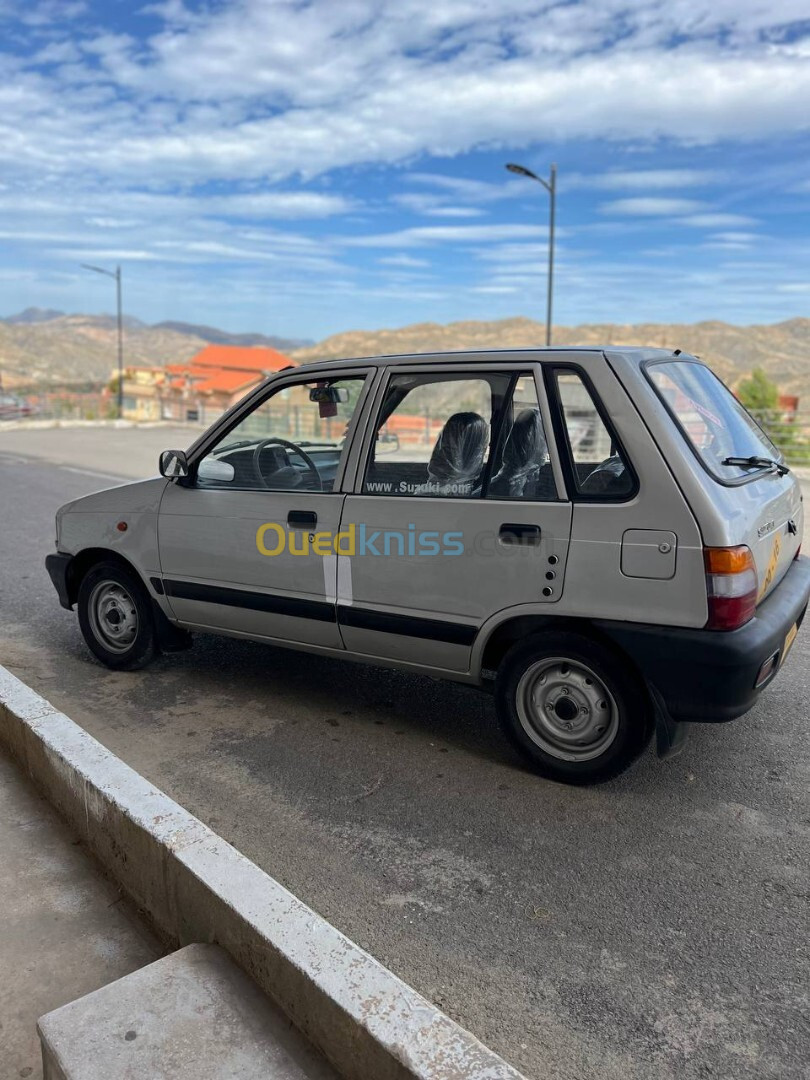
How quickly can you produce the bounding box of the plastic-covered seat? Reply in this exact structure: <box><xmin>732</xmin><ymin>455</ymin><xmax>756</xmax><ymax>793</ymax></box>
<box><xmin>580</xmin><ymin>454</ymin><xmax>631</xmax><ymax>496</ymax></box>
<box><xmin>419</xmin><ymin>412</ymin><xmax>489</xmax><ymax>497</ymax></box>
<box><xmin>489</xmin><ymin>409</ymin><xmax>547</xmax><ymax>498</ymax></box>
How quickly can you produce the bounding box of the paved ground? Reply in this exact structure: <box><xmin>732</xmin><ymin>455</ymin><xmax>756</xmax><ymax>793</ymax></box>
<box><xmin>0</xmin><ymin>423</ymin><xmax>199</xmax><ymax>482</ymax></box>
<box><xmin>1</xmin><ymin>428</ymin><xmax>809</xmax><ymax>1080</ymax></box>
<box><xmin>0</xmin><ymin>749</ymin><xmax>161</xmax><ymax>1079</ymax></box>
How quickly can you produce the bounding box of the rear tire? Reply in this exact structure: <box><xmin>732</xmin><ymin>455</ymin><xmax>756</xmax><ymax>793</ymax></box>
<box><xmin>77</xmin><ymin>561</ymin><xmax>157</xmax><ymax>671</ymax></box>
<box><xmin>495</xmin><ymin>631</ymin><xmax>652</xmax><ymax>785</ymax></box>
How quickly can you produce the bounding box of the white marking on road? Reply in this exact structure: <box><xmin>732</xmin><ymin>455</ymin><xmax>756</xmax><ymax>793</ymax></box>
<box><xmin>337</xmin><ymin>555</ymin><xmax>353</xmax><ymax>605</ymax></box>
<box><xmin>322</xmin><ymin>554</ymin><xmax>337</xmax><ymax>603</ymax></box>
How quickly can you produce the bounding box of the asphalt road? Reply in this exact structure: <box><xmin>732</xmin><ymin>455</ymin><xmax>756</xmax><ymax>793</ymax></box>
<box><xmin>1</xmin><ymin>432</ymin><xmax>808</xmax><ymax>1080</ymax></box>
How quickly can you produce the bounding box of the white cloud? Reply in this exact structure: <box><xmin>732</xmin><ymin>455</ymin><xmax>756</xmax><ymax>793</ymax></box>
<box><xmin>0</xmin><ymin>0</ymin><xmax>808</xmax><ymax>188</ymax></box>
<box><xmin>378</xmin><ymin>254</ymin><xmax>430</xmax><ymax>267</ymax></box>
<box><xmin>577</xmin><ymin>169</ymin><xmax>721</xmax><ymax>191</ymax></box>
<box><xmin>601</xmin><ymin>198</ymin><xmax>706</xmax><ymax>216</ymax></box>
<box><xmin>709</xmin><ymin>232</ymin><xmax>760</xmax><ymax>244</ymax></box>
<box><xmin>392</xmin><ymin>192</ymin><xmax>484</xmax><ymax>217</ymax></box>
<box><xmin>678</xmin><ymin>213</ymin><xmax>756</xmax><ymax>227</ymax></box>
<box><xmin>0</xmin><ymin>0</ymin><xmax>807</xmax><ymax>333</ymax></box>
<box><xmin>345</xmin><ymin>224</ymin><xmax>548</xmax><ymax>248</ymax></box>
<box><xmin>201</xmin><ymin>191</ymin><xmax>353</xmax><ymax>219</ymax></box>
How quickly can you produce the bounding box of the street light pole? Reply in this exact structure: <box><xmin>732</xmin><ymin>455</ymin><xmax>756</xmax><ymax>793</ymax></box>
<box><xmin>81</xmin><ymin>263</ymin><xmax>124</xmax><ymax>418</ymax></box>
<box><xmin>505</xmin><ymin>162</ymin><xmax>557</xmax><ymax>346</ymax></box>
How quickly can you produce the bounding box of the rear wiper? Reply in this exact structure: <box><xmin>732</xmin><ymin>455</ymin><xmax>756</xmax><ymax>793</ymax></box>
<box><xmin>722</xmin><ymin>455</ymin><xmax>790</xmax><ymax>476</ymax></box>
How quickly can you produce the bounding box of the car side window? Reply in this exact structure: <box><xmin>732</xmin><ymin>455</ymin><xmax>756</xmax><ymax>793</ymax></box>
<box><xmin>195</xmin><ymin>375</ymin><xmax>366</xmax><ymax>492</ymax></box>
<box><xmin>484</xmin><ymin>374</ymin><xmax>556</xmax><ymax>501</ymax></box>
<box><xmin>362</xmin><ymin>372</ymin><xmax>511</xmax><ymax>498</ymax></box>
<box><xmin>555</xmin><ymin>371</ymin><xmax>635</xmax><ymax>498</ymax></box>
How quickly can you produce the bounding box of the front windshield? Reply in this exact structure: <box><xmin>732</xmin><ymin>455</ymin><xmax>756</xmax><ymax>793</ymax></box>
<box><xmin>647</xmin><ymin>360</ymin><xmax>781</xmax><ymax>481</ymax></box>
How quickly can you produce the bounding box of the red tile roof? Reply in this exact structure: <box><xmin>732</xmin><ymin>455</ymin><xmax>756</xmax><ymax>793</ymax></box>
<box><xmin>190</xmin><ymin>344</ymin><xmax>293</xmax><ymax>374</ymax></box>
<box><xmin>190</xmin><ymin>367</ymin><xmax>264</xmax><ymax>394</ymax></box>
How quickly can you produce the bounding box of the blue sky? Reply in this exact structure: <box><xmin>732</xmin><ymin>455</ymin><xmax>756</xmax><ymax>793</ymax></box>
<box><xmin>0</xmin><ymin>0</ymin><xmax>808</xmax><ymax>339</ymax></box>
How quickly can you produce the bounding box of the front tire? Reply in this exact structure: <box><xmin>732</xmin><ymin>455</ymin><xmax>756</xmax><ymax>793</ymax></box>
<box><xmin>77</xmin><ymin>561</ymin><xmax>157</xmax><ymax>671</ymax></box>
<box><xmin>495</xmin><ymin>631</ymin><xmax>652</xmax><ymax>785</ymax></box>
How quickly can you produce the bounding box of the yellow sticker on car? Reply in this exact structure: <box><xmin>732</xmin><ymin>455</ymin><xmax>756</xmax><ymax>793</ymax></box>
<box><xmin>758</xmin><ymin>532</ymin><xmax>782</xmax><ymax>601</ymax></box>
<box><xmin>782</xmin><ymin>622</ymin><xmax>798</xmax><ymax>663</ymax></box>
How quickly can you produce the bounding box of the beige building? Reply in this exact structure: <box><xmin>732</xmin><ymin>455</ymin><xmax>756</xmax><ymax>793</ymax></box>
<box><xmin>120</xmin><ymin>344</ymin><xmax>295</xmax><ymax>424</ymax></box>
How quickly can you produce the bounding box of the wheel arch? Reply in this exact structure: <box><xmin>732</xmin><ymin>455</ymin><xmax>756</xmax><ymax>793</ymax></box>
<box><xmin>66</xmin><ymin>548</ymin><xmax>191</xmax><ymax>653</ymax></box>
<box><xmin>476</xmin><ymin>611</ymin><xmax>649</xmax><ymax>691</ymax></box>
<box><xmin>477</xmin><ymin>611</ymin><xmax>667</xmax><ymax>754</ymax></box>
<box><xmin>65</xmin><ymin>547</ymin><xmax>142</xmax><ymax>606</ymax></box>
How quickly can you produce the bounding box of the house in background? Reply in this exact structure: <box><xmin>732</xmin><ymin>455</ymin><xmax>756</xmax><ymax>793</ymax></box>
<box><xmin>120</xmin><ymin>344</ymin><xmax>295</xmax><ymax>424</ymax></box>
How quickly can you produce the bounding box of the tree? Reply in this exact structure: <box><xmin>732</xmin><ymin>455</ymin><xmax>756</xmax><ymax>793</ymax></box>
<box><xmin>737</xmin><ymin>368</ymin><xmax>778</xmax><ymax>413</ymax></box>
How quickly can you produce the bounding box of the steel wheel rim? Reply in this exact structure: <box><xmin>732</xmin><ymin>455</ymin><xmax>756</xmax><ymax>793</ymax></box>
<box><xmin>515</xmin><ymin>657</ymin><xmax>619</xmax><ymax>762</ymax></box>
<box><xmin>88</xmin><ymin>580</ymin><xmax>138</xmax><ymax>653</ymax></box>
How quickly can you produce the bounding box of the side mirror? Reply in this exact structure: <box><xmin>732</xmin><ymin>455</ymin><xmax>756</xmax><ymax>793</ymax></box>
<box><xmin>197</xmin><ymin>458</ymin><xmax>235</xmax><ymax>483</ymax></box>
<box><xmin>159</xmin><ymin>449</ymin><xmax>189</xmax><ymax>478</ymax></box>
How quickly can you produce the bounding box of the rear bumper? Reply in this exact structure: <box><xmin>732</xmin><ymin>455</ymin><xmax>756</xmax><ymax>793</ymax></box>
<box><xmin>45</xmin><ymin>552</ymin><xmax>74</xmax><ymax>610</ymax></box>
<box><xmin>596</xmin><ymin>554</ymin><xmax>810</xmax><ymax>723</ymax></box>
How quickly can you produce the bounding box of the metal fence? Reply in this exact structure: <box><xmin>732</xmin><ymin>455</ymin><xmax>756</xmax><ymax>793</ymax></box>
<box><xmin>3</xmin><ymin>389</ymin><xmax>809</xmax><ymax>472</ymax></box>
<box><xmin>752</xmin><ymin>410</ymin><xmax>810</xmax><ymax>469</ymax></box>
<box><xmin>0</xmin><ymin>390</ymin><xmax>113</xmax><ymax>422</ymax></box>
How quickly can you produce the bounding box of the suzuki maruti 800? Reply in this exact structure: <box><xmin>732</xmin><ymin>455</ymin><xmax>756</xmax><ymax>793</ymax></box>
<box><xmin>47</xmin><ymin>348</ymin><xmax>810</xmax><ymax>784</ymax></box>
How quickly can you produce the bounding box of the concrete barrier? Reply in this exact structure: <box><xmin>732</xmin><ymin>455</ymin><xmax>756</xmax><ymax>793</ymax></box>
<box><xmin>0</xmin><ymin>665</ymin><xmax>526</xmax><ymax>1080</ymax></box>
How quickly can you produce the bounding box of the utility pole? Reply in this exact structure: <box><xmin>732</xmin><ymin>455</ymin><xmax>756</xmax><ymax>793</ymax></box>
<box><xmin>81</xmin><ymin>263</ymin><xmax>124</xmax><ymax>418</ymax></box>
<box><xmin>505</xmin><ymin>162</ymin><xmax>557</xmax><ymax>346</ymax></box>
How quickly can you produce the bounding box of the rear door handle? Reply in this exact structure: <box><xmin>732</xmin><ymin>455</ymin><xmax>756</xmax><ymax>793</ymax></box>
<box><xmin>288</xmin><ymin>510</ymin><xmax>317</xmax><ymax>528</ymax></box>
<box><xmin>499</xmin><ymin>523</ymin><xmax>541</xmax><ymax>544</ymax></box>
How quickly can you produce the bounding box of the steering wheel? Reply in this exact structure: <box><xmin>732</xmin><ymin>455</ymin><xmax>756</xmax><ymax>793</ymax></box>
<box><xmin>252</xmin><ymin>437</ymin><xmax>321</xmax><ymax>491</ymax></box>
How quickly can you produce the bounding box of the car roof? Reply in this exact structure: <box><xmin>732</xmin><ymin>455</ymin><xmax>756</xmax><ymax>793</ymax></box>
<box><xmin>290</xmin><ymin>345</ymin><xmax>695</xmax><ymax>374</ymax></box>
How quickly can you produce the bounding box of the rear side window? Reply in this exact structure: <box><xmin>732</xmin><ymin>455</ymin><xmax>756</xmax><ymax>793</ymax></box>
<box><xmin>362</xmin><ymin>372</ymin><xmax>504</xmax><ymax>497</ymax></box>
<box><xmin>646</xmin><ymin>360</ymin><xmax>781</xmax><ymax>481</ymax></box>
<box><xmin>555</xmin><ymin>371</ymin><xmax>635</xmax><ymax>499</ymax></box>
<box><xmin>484</xmin><ymin>374</ymin><xmax>556</xmax><ymax>501</ymax></box>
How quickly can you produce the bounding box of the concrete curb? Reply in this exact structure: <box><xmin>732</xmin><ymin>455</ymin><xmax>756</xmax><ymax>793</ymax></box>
<box><xmin>0</xmin><ymin>665</ymin><xmax>526</xmax><ymax>1080</ymax></box>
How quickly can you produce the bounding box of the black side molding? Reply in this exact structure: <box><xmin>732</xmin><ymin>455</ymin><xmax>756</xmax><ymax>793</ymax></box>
<box><xmin>161</xmin><ymin>578</ymin><xmax>478</xmax><ymax>645</ymax></box>
<box><xmin>338</xmin><ymin>605</ymin><xmax>477</xmax><ymax>646</ymax></box>
<box><xmin>163</xmin><ymin>579</ymin><xmax>336</xmax><ymax>623</ymax></box>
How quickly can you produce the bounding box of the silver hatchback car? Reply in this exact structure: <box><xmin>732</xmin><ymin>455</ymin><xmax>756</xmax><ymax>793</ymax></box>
<box><xmin>47</xmin><ymin>348</ymin><xmax>810</xmax><ymax>785</ymax></box>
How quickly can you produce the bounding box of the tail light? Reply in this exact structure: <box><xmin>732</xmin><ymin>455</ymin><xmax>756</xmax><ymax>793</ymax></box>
<box><xmin>704</xmin><ymin>546</ymin><xmax>758</xmax><ymax>630</ymax></box>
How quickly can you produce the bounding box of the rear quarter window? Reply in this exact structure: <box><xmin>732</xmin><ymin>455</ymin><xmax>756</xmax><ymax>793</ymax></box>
<box><xmin>645</xmin><ymin>359</ymin><xmax>782</xmax><ymax>482</ymax></box>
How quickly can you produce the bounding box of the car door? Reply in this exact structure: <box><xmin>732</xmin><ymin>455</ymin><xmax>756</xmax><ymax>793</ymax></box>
<box><xmin>157</xmin><ymin>367</ymin><xmax>373</xmax><ymax>647</ymax></box>
<box><xmin>336</xmin><ymin>361</ymin><xmax>573</xmax><ymax>673</ymax></box>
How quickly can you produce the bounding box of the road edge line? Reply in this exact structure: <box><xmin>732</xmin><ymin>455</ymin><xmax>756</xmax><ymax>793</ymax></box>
<box><xmin>0</xmin><ymin>664</ymin><xmax>526</xmax><ymax>1080</ymax></box>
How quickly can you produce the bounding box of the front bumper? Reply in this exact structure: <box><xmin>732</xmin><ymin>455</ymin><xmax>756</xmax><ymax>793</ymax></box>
<box><xmin>596</xmin><ymin>555</ymin><xmax>810</xmax><ymax>724</ymax></box>
<box><xmin>45</xmin><ymin>552</ymin><xmax>75</xmax><ymax>610</ymax></box>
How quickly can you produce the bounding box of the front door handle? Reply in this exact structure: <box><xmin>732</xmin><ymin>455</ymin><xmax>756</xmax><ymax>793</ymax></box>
<box><xmin>288</xmin><ymin>510</ymin><xmax>317</xmax><ymax>528</ymax></box>
<box><xmin>499</xmin><ymin>523</ymin><xmax>541</xmax><ymax>544</ymax></box>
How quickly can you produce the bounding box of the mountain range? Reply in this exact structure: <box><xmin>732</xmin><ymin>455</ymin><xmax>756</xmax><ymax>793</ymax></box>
<box><xmin>0</xmin><ymin>310</ymin><xmax>310</xmax><ymax>389</ymax></box>
<box><xmin>0</xmin><ymin>309</ymin><xmax>808</xmax><ymax>402</ymax></box>
<box><xmin>293</xmin><ymin>316</ymin><xmax>810</xmax><ymax>401</ymax></box>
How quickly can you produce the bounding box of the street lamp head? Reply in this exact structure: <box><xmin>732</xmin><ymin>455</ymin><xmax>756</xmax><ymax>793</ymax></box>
<box><xmin>81</xmin><ymin>262</ymin><xmax>116</xmax><ymax>279</ymax></box>
<box><xmin>506</xmin><ymin>162</ymin><xmax>540</xmax><ymax>181</ymax></box>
